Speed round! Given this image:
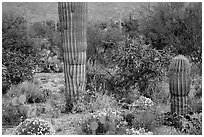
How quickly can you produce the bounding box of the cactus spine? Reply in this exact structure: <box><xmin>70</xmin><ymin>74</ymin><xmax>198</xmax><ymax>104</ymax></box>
<box><xmin>169</xmin><ymin>55</ymin><xmax>191</xmax><ymax>115</ymax></box>
<box><xmin>58</xmin><ymin>2</ymin><xmax>88</xmax><ymax>110</ymax></box>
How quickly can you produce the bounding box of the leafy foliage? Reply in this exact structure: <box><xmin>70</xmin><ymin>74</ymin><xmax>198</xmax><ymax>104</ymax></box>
<box><xmin>74</xmin><ymin>107</ymin><xmax>124</xmax><ymax>135</ymax></box>
<box><xmin>2</xmin><ymin>96</ymin><xmax>25</xmax><ymax>126</ymax></box>
<box><xmin>111</xmin><ymin>37</ymin><xmax>172</xmax><ymax>99</ymax></box>
<box><xmin>29</xmin><ymin>20</ymin><xmax>63</xmax><ymax>73</ymax></box>
<box><xmin>191</xmin><ymin>76</ymin><xmax>202</xmax><ymax>98</ymax></box>
<box><xmin>72</xmin><ymin>90</ymin><xmax>117</xmax><ymax>113</ymax></box>
<box><xmin>139</xmin><ymin>2</ymin><xmax>202</xmax><ymax>71</ymax></box>
<box><xmin>2</xmin><ymin>91</ymin><xmax>35</xmax><ymax>126</ymax></box>
<box><xmin>123</xmin><ymin>17</ymin><xmax>139</xmax><ymax>38</ymax></box>
<box><xmin>2</xmin><ymin>12</ymin><xmax>38</xmax><ymax>88</ymax></box>
<box><xmin>188</xmin><ymin>96</ymin><xmax>202</xmax><ymax>114</ymax></box>
<box><xmin>161</xmin><ymin>112</ymin><xmax>202</xmax><ymax>135</ymax></box>
<box><xmin>87</xmin><ymin>22</ymin><xmax>123</xmax><ymax>67</ymax></box>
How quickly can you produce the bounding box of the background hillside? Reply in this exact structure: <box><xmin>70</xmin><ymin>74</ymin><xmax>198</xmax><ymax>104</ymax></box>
<box><xmin>2</xmin><ymin>2</ymin><xmax>147</xmax><ymax>22</ymax></box>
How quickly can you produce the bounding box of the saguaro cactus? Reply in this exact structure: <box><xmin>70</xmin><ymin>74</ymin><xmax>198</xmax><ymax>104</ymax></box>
<box><xmin>169</xmin><ymin>55</ymin><xmax>191</xmax><ymax>115</ymax></box>
<box><xmin>58</xmin><ymin>2</ymin><xmax>88</xmax><ymax>111</ymax></box>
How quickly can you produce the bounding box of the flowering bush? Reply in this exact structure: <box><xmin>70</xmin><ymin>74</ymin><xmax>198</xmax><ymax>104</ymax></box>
<box><xmin>120</xmin><ymin>95</ymin><xmax>154</xmax><ymax>111</ymax></box>
<box><xmin>73</xmin><ymin>92</ymin><xmax>158</xmax><ymax>135</ymax></box>
<box><xmin>72</xmin><ymin>91</ymin><xmax>117</xmax><ymax>113</ymax></box>
<box><xmin>14</xmin><ymin>117</ymin><xmax>54</xmax><ymax>135</ymax></box>
<box><xmin>131</xmin><ymin>96</ymin><xmax>154</xmax><ymax>110</ymax></box>
<box><xmin>75</xmin><ymin>105</ymin><xmax>156</xmax><ymax>135</ymax></box>
<box><xmin>75</xmin><ymin>107</ymin><xmax>128</xmax><ymax>135</ymax></box>
<box><xmin>125</xmin><ymin>127</ymin><xmax>153</xmax><ymax>135</ymax></box>
<box><xmin>121</xmin><ymin>100</ymin><xmax>162</xmax><ymax>132</ymax></box>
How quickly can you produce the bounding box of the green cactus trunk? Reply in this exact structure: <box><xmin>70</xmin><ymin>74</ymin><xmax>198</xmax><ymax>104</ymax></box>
<box><xmin>58</xmin><ymin>2</ymin><xmax>88</xmax><ymax>110</ymax></box>
<box><xmin>169</xmin><ymin>55</ymin><xmax>191</xmax><ymax>115</ymax></box>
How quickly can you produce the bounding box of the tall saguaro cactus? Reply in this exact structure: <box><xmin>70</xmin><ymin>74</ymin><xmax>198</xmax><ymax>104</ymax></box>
<box><xmin>58</xmin><ymin>2</ymin><xmax>88</xmax><ymax>111</ymax></box>
<box><xmin>169</xmin><ymin>55</ymin><xmax>191</xmax><ymax>115</ymax></box>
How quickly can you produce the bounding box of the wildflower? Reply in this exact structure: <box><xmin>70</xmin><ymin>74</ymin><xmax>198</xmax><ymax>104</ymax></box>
<box><xmin>14</xmin><ymin>117</ymin><xmax>54</xmax><ymax>135</ymax></box>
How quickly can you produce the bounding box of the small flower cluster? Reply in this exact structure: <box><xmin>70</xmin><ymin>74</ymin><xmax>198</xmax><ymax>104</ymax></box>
<box><xmin>14</xmin><ymin>117</ymin><xmax>54</xmax><ymax>135</ymax></box>
<box><xmin>125</xmin><ymin>127</ymin><xmax>153</xmax><ymax>135</ymax></box>
<box><xmin>132</xmin><ymin>96</ymin><xmax>154</xmax><ymax>109</ymax></box>
<box><xmin>93</xmin><ymin>107</ymin><xmax>124</xmax><ymax>120</ymax></box>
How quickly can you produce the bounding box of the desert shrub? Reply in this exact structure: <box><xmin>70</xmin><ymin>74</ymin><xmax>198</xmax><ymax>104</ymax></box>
<box><xmin>2</xmin><ymin>93</ymin><xmax>29</xmax><ymax>126</ymax></box>
<box><xmin>139</xmin><ymin>2</ymin><xmax>202</xmax><ymax>71</ymax></box>
<box><xmin>187</xmin><ymin>97</ymin><xmax>202</xmax><ymax>114</ymax></box>
<box><xmin>2</xmin><ymin>65</ymin><xmax>10</xmax><ymax>94</ymax></box>
<box><xmin>123</xmin><ymin>18</ymin><xmax>139</xmax><ymax>39</ymax></box>
<box><xmin>6</xmin><ymin>81</ymin><xmax>48</xmax><ymax>104</ymax></box>
<box><xmin>111</xmin><ymin>37</ymin><xmax>172</xmax><ymax>100</ymax></box>
<box><xmin>153</xmin><ymin>126</ymin><xmax>183</xmax><ymax>135</ymax></box>
<box><xmin>71</xmin><ymin>89</ymin><xmax>95</xmax><ymax>113</ymax></box>
<box><xmin>131</xmin><ymin>96</ymin><xmax>154</xmax><ymax>110</ymax></box>
<box><xmin>4</xmin><ymin>81</ymin><xmax>65</xmax><ymax>119</ymax></box>
<box><xmin>121</xmin><ymin>97</ymin><xmax>162</xmax><ymax>132</ymax></box>
<box><xmin>2</xmin><ymin>95</ymin><xmax>25</xmax><ymax>126</ymax></box>
<box><xmin>14</xmin><ymin>117</ymin><xmax>54</xmax><ymax>135</ymax></box>
<box><xmin>86</xmin><ymin>58</ymin><xmax>117</xmax><ymax>96</ymax></box>
<box><xmin>74</xmin><ymin>107</ymin><xmax>125</xmax><ymax>135</ymax></box>
<box><xmin>43</xmin><ymin>98</ymin><xmax>66</xmax><ymax>117</ymax></box>
<box><xmin>29</xmin><ymin>19</ymin><xmax>63</xmax><ymax>73</ymax></box>
<box><xmin>161</xmin><ymin>112</ymin><xmax>202</xmax><ymax>135</ymax></box>
<box><xmin>87</xmin><ymin>22</ymin><xmax>123</xmax><ymax>66</ymax></box>
<box><xmin>131</xmin><ymin>105</ymin><xmax>160</xmax><ymax>131</ymax></box>
<box><xmin>2</xmin><ymin>12</ymin><xmax>39</xmax><ymax>87</ymax></box>
<box><xmin>86</xmin><ymin>67</ymin><xmax>106</xmax><ymax>93</ymax></box>
<box><xmin>37</xmin><ymin>48</ymin><xmax>63</xmax><ymax>73</ymax></box>
<box><xmin>2</xmin><ymin>90</ymin><xmax>45</xmax><ymax>126</ymax></box>
<box><xmin>188</xmin><ymin>76</ymin><xmax>202</xmax><ymax>114</ymax></box>
<box><xmin>151</xmin><ymin>81</ymin><xmax>170</xmax><ymax>104</ymax></box>
<box><xmin>2</xmin><ymin>106</ymin><xmax>24</xmax><ymax>126</ymax></box>
<box><xmin>72</xmin><ymin>90</ymin><xmax>117</xmax><ymax>113</ymax></box>
<box><xmin>191</xmin><ymin>76</ymin><xmax>202</xmax><ymax>98</ymax></box>
<box><xmin>120</xmin><ymin>95</ymin><xmax>155</xmax><ymax>111</ymax></box>
<box><xmin>86</xmin><ymin>22</ymin><xmax>124</xmax><ymax>96</ymax></box>
<box><xmin>74</xmin><ymin>105</ymin><xmax>154</xmax><ymax>135</ymax></box>
<box><xmin>73</xmin><ymin>94</ymin><xmax>158</xmax><ymax>135</ymax></box>
<box><xmin>187</xmin><ymin>113</ymin><xmax>202</xmax><ymax>135</ymax></box>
